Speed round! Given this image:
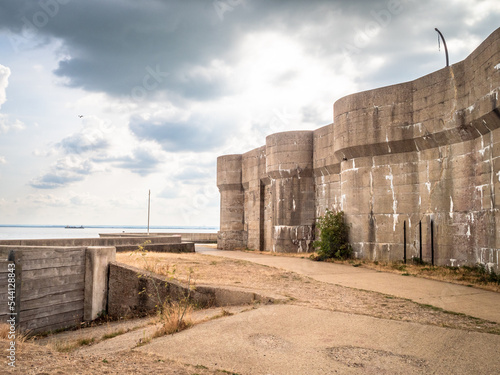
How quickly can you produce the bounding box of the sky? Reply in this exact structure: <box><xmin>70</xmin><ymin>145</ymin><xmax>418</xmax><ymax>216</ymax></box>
<box><xmin>0</xmin><ymin>0</ymin><xmax>499</xmax><ymax>227</ymax></box>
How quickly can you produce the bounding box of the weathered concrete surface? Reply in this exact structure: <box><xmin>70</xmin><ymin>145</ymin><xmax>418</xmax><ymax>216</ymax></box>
<box><xmin>217</xmin><ymin>154</ymin><xmax>246</xmax><ymax>249</ymax></box>
<box><xmin>84</xmin><ymin>246</ymin><xmax>116</xmax><ymax>321</ymax></box>
<box><xmin>0</xmin><ymin>245</ymin><xmax>87</xmax><ymax>333</ymax></box>
<box><xmin>140</xmin><ymin>304</ymin><xmax>500</xmax><ymax>375</ymax></box>
<box><xmin>197</xmin><ymin>246</ymin><xmax>500</xmax><ymax>324</ymax></box>
<box><xmin>217</xmin><ymin>27</ymin><xmax>500</xmax><ymax>272</ymax></box>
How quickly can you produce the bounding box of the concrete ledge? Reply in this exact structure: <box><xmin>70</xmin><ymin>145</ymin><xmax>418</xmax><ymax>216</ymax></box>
<box><xmin>84</xmin><ymin>246</ymin><xmax>116</xmax><ymax>321</ymax></box>
<box><xmin>115</xmin><ymin>242</ymin><xmax>195</xmax><ymax>253</ymax></box>
<box><xmin>108</xmin><ymin>262</ymin><xmax>277</xmax><ymax>318</ymax></box>
<box><xmin>100</xmin><ymin>232</ymin><xmax>217</xmax><ymax>243</ymax></box>
<box><xmin>0</xmin><ymin>235</ymin><xmax>182</xmax><ymax>247</ymax></box>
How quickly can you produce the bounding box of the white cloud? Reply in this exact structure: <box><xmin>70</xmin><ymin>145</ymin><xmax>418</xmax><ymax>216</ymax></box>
<box><xmin>0</xmin><ymin>64</ymin><xmax>10</xmax><ymax>108</ymax></box>
<box><xmin>0</xmin><ymin>156</ymin><xmax>6</xmax><ymax>164</ymax></box>
<box><xmin>0</xmin><ymin>114</ymin><xmax>26</xmax><ymax>134</ymax></box>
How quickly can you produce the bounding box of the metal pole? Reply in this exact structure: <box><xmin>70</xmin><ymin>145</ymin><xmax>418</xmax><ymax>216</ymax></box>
<box><xmin>431</xmin><ymin>219</ymin><xmax>434</xmax><ymax>266</ymax></box>
<box><xmin>435</xmin><ymin>28</ymin><xmax>449</xmax><ymax>67</ymax></box>
<box><xmin>419</xmin><ymin>220</ymin><xmax>422</xmax><ymax>262</ymax></box>
<box><xmin>403</xmin><ymin>220</ymin><xmax>407</xmax><ymax>264</ymax></box>
<box><xmin>147</xmin><ymin>189</ymin><xmax>151</xmax><ymax>235</ymax></box>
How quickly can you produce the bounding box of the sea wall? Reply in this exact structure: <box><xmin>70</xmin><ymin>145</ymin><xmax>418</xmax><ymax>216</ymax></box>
<box><xmin>217</xmin><ymin>27</ymin><xmax>500</xmax><ymax>271</ymax></box>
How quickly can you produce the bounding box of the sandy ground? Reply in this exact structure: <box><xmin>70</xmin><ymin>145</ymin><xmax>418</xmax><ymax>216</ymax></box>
<box><xmin>1</xmin><ymin>250</ymin><xmax>499</xmax><ymax>374</ymax></box>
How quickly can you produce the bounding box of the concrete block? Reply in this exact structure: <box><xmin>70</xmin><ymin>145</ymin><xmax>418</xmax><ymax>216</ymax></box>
<box><xmin>84</xmin><ymin>246</ymin><xmax>116</xmax><ymax>321</ymax></box>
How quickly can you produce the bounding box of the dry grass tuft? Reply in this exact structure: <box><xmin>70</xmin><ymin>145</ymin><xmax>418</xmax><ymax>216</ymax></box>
<box><xmin>0</xmin><ymin>323</ymin><xmax>10</xmax><ymax>339</ymax></box>
<box><xmin>153</xmin><ymin>301</ymin><xmax>193</xmax><ymax>338</ymax></box>
<box><xmin>0</xmin><ymin>323</ymin><xmax>30</xmax><ymax>346</ymax></box>
<box><xmin>48</xmin><ymin>336</ymin><xmax>95</xmax><ymax>353</ymax></box>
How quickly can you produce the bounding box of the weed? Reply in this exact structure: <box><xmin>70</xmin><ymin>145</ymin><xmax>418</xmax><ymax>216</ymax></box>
<box><xmin>131</xmin><ymin>241</ymin><xmax>197</xmax><ymax>342</ymax></box>
<box><xmin>153</xmin><ymin>301</ymin><xmax>193</xmax><ymax>337</ymax></box>
<box><xmin>312</xmin><ymin>210</ymin><xmax>352</xmax><ymax>261</ymax></box>
<box><xmin>401</xmin><ymin>272</ymin><xmax>410</xmax><ymax>276</ymax></box>
<box><xmin>411</xmin><ymin>256</ymin><xmax>426</xmax><ymax>265</ymax></box>
<box><xmin>102</xmin><ymin>359</ymin><xmax>108</xmax><ymax>363</ymax></box>
<box><xmin>101</xmin><ymin>328</ymin><xmax>126</xmax><ymax>340</ymax></box>
<box><xmin>220</xmin><ymin>309</ymin><xmax>233</xmax><ymax>317</ymax></box>
<box><xmin>136</xmin><ymin>330</ymin><xmax>152</xmax><ymax>347</ymax></box>
<box><xmin>391</xmin><ymin>263</ymin><xmax>407</xmax><ymax>272</ymax></box>
<box><xmin>77</xmin><ymin>337</ymin><xmax>95</xmax><ymax>346</ymax></box>
<box><xmin>0</xmin><ymin>323</ymin><xmax>31</xmax><ymax>345</ymax></box>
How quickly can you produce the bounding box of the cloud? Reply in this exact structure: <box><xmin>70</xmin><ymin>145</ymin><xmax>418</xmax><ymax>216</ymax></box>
<box><xmin>108</xmin><ymin>147</ymin><xmax>165</xmax><ymax>176</ymax></box>
<box><xmin>29</xmin><ymin>156</ymin><xmax>96</xmax><ymax>189</ymax></box>
<box><xmin>0</xmin><ymin>156</ymin><xmax>6</xmax><ymax>164</ymax></box>
<box><xmin>0</xmin><ymin>64</ymin><xmax>10</xmax><ymax>107</ymax></box>
<box><xmin>129</xmin><ymin>114</ymin><xmax>229</xmax><ymax>152</ymax></box>
<box><xmin>0</xmin><ymin>0</ymin><xmax>394</xmax><ymax>102</ymax></box>
<box><xmin>174</xmin><ymin>167</ymin><xmax>212</xmax><ymax>184</ymax></box>
<box><xmin>57</xmin><ymin>133</ymin><xmax>109</xmax><ymax>155</ymax></box>
<box><xmin>0</xmin><ymin>114</ymin><xmax>26</xmax><ymax>134</ymax></box>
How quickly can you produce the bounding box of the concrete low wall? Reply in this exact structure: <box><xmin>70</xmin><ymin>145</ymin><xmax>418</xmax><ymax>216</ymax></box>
<box><xmin>108</xmin><ymin>262</ymin><xmax>275</xmax><ymax>318</ymax></box>
<box><xmin>0</xmin><ymin>235</ymin><xmax>181</xmax><ymax>247</ymax></box>
<box><xmin>115</xmin><ymin>242</ymin><xmax>195</xmax><ymax>253</ymax></box>
<box><xmin>99</xmin><ymin>232</ymin><xmax>217</xmax><ymax>243</ymax></box>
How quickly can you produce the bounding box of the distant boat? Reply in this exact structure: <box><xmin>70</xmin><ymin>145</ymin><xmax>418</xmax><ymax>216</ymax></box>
<box><xmin>65</xmin><ymin>225</ymin><xmax>84</xmax><ymax>229</ymax></box>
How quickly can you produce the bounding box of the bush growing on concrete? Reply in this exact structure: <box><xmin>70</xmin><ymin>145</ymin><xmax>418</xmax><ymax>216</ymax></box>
<box><xmin>313</xmin><ymin>210</ymin><xmax>352</xmax><ymax>261</ymax></box>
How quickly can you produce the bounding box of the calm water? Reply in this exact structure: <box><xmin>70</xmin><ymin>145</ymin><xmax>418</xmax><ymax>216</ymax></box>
<box><xmin>0</xmin><ymin>225</ymin><xmax>218</xmax><ymax>240</ymax></box>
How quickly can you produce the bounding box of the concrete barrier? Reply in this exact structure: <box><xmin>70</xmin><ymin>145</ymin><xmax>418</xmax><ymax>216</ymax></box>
<box><xmin>84</xmin><ymin>247</ymin><xmax>116</xmax><ymax>321</ymax></box>
<box><xmin>99</xmin><ymin>232</ymin><xmax>217</xmax><ymax>243</ymax></box>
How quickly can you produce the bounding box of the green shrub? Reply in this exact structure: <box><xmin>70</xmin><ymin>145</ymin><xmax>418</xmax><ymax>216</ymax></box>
<box><xmin>312</xmin><ymin>210</ymin><xmax>352</xmax><ymax>261</ymax></box>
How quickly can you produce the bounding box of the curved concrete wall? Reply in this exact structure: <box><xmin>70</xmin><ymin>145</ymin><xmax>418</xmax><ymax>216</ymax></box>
<box><xmin>218</xmin><ymin>27</ymin><xmax>500</xmax><ymax>271</ymax></box>
<box><xmin>329</xmin><ymin>27</ymin><xmax>500</xmax><ymax>268</ymax></box>
<box><xmin>266</xmin><ymin>131</ymin><xmax>315</xmax><ymax>252</ymax></box>
<box><xmin>217</xmin><ymin>154</ymin><xmax>246</xmax><ymax>249</ymax></box>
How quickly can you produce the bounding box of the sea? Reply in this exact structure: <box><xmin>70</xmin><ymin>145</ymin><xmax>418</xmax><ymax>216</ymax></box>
<box><xmin>0</xmin><ymin>225</ymin><xmax>219</xmax><ymax>240</ymax></box>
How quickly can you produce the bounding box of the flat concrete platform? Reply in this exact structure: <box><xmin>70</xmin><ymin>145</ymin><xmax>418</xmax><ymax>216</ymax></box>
<box><xmin>196</xmin><ymin>246</ymin><xmax>500</xmax><ymax>323</ymax></box>
<box><xmin>139</xmin><ymin>304</ymin><xmax>500</xmax><ymax>375</ymax></box>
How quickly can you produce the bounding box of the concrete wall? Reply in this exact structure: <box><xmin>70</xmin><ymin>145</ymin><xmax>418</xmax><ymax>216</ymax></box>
<box><xmin>217</xmin><ymin>27</ymin><xmax>500</xmax><ymax>271</ymax></box>
<box><xmin>108</xmin><ymin>262</ymin><xmax>276</xmax><ymax>318</ymax></box>
<box><xmin>0</xmin><ymin>245</ymin><xmax>115</xmax><ymax>333</ymax></box>
<box><xmin>0</xmin><ymin>246</ymin><xmax>87</xmax><ymax>333</ymax></box>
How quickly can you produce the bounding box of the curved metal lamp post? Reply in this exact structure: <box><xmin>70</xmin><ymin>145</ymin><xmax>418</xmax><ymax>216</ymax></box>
<box><xmin>435</xmin><ymin>28</ymin><xmax>449</xmax><ymax>67</ymax></box>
